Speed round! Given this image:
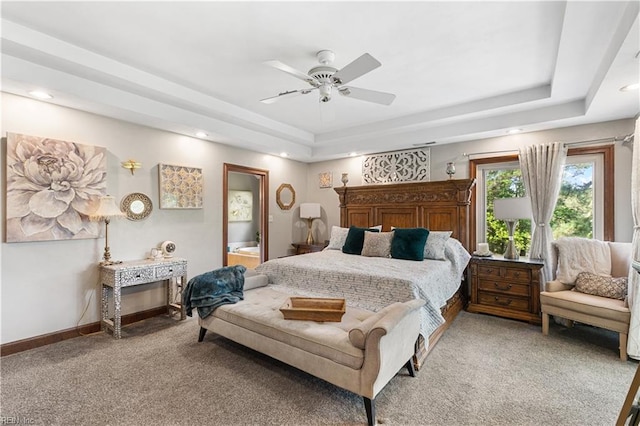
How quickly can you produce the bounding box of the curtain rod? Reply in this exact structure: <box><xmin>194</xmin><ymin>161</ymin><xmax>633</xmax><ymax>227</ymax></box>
<box><xmin>463</xmin><ymin>134</ymin><xmax>633</xmax><ymax>159</ymax></box>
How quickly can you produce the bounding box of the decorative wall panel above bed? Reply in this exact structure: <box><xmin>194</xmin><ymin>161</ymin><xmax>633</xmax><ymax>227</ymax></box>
<box><xmin>334</xmin><ymin>179</ymin><xmax>476</xmax><ymax>252</ymax></box>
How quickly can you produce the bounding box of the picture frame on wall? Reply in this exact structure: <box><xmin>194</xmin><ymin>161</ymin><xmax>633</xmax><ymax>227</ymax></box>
<box><xmin>158</xmin><ymin>163</ymin><xmax>203</xmax><ymax>209</ymax></box>
<box><xmin>228</xmin><ymin>190</ymin><xmax>253</xmax><ymax>221</ymax></box>
<box><xmin>5</xmin><ymin>132</ymin><xmax>107</xmax><ymax>242</ymax></box>
<box><xmin>318</xmin><ymin>172</ymin><xmax>333</xmax><ymax>188</ymax></box>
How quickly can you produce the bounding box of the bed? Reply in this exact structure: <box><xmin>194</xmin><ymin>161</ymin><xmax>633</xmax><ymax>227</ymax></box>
<box><xmin>257</xmin><ymin>178</ymin><xmax>476</xmax><ymax>368</ymax></box>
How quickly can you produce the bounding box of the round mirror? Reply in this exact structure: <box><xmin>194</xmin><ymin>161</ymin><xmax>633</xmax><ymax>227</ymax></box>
<box><xmin>276</xmin><ymin>183</ymin><xmax>295</xmax><ymax>210</ymax></box>
<box><xmin>121</xmin><ymin>193</ymin><xmax>153</xmax><ymax>221</ymax></box>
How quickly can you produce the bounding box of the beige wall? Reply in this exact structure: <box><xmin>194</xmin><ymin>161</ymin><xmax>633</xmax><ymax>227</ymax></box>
<box><xmin>1</xmin><ymin>92</ymin><xmax>635</xmax><ymax>346</ymax></box>
<box><xmin>307</xmin><ymin>119</ymin><xmax>636</xmax><ymax>243</ymax></box>
<box><xmin>0</xmin><ymin>93</ymin><xmax>308</xmax><ymax>344</ymax></box>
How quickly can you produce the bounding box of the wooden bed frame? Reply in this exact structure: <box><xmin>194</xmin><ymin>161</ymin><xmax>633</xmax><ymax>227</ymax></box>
<box><xmin>334</xmin><ymin>178</ymin><xmax>476</xmax><ymax>368</ymax></box>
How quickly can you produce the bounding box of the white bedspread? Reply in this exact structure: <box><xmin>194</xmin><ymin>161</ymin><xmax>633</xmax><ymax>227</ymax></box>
<box><xmin>255</xmin><ymin>238</ymin><xmax>471</xmax><ymax>339</ymax></box>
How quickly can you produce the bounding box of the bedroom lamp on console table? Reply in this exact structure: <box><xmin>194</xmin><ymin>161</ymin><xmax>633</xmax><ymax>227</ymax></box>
<box><xmin>90</xmin><ymin>195</ymin><xmax>125</xmax><ymax>265</ymax></box>
<box><xmin>300</xmin><ymin>203</ymin><xmax>321</xmax><ymax>245</ymax></box>
<box><xmin>493</xmin><ymin>197</ymin><xmax>531</xmax><ymax>260</ymax></box>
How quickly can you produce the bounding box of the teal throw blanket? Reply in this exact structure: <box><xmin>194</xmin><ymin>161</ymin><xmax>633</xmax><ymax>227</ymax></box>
<box><xmin>183</xmin><ymin>265</ymin><xmax>246</xmax><ymax>319</ymax></box>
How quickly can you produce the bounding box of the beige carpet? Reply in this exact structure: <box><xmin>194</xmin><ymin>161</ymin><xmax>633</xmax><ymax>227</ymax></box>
<box><xmin>1</xmin><ymin>310</ymin><xmax>637</xmax><ymax>425</ymax></box>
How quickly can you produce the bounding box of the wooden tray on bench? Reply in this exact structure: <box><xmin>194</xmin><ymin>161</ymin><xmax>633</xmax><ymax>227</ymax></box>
<box><xmin>280</xmin><ymin>297</ymin><xmax>346</xmax><ymax>322</ymax></box>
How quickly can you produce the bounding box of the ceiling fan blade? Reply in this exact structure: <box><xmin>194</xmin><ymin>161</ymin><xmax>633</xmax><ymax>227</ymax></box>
<box><xmin>338</xmin><ymin>86</ymin><xmax>396</xmax><ymax>105</ymax></box>
<box><xmin>264</xmin><ymin>60</ymin><xmax>316</xmax><ymax>85</ymax></box>
<box><xmin>260</xmin><ymin>88</ymin><xmax>316</xmax><ymax>104</ymax></box>
<box><xmin>331</xmin><ymin>53</ymin><xmax>381</xmax><ymax>85</ymax></box>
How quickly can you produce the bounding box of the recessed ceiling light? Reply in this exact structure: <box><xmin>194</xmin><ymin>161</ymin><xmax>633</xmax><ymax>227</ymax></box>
<box><xmin>507</xmin><ymin>128</ymin><xmax>522</xmax><ymax>134</ymax></box>
<box><xmin>280</xmin><ymin>152</ymin><xmax>288</xmax><ymax>158</ymax></box>
<box><xmin>28</xmin><ymin>90</ymin><xmax>53</xmax><ymax>100</ymax></box>
<box><xmin>195</xmin><ymin>131</ymin><xmax>208</xmax><ymax>138</ymax></box>
<box><xmin>620</xmin><ymin>83</ymin><xmax>639</xmax><ymax>92</ymax></box>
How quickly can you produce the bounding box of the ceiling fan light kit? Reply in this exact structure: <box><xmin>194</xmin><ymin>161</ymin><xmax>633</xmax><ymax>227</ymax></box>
<box><xmin>261</xmin><ymin>50</ymin><xmax>396</xmax><ymax>106</ymax></box>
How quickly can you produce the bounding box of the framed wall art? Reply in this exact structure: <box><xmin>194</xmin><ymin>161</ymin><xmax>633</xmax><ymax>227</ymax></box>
<box><xmin>318</xmin><ymin>172</ymin><xmax>333</xmax><ymax>188</ymax></box>
<box><xmin>5</xmin><ymin>132</ymin><xmax>106</xmax><ymax>242</ymax></box>
<box><xmin>228</xmin><ymin>190</ymin><xmax>253</xmax><ymax>222</ymax></box>
<box><xmin>158</xmin><ymin>163</ymin><xmax>203</xmax><ymax>209</ymax></box>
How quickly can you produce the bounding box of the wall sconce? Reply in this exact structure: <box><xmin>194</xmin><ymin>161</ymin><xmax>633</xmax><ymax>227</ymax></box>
<box><xmin>121</xmin><ymin>159</ymin><xmax>142</xmax><ymax>175</ymax></box>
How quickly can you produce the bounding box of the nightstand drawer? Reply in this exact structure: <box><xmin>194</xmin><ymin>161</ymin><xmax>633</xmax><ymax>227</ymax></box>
<box><xmin>477</xmin><ymin>265</ymin><xmax>501</xmax><ymax>278</ymax></box>
<box><xmin>504</xmin><ymin>267</ymin><xmax>531</xmax><ymax>282</ymax></box>
<box><xmin>478</xmin><ymin>293</ymin><xmax>529</xmax><ymax>312</ymax></box>
<box><xmin>478</xmin><ymin>279</ymin><xmax>530</xmax><ymax>296</ymax></box>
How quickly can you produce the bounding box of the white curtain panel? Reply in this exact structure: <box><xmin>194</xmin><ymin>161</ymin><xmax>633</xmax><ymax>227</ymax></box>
<box><xmin>626</xmin><ymin>117</ymin><xmax>640</xmax><ymax>359</ymax></box>
<box><xmin>519</xmin><ymin>142</ymin><xmax>567</xmax><ymax>282</ymax></box>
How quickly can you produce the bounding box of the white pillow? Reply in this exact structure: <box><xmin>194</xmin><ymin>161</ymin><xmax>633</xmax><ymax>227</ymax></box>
<box><xmin>424</xmin><ymin>231</ymin><xmax>452</xmax><ymax>260</ymax></box>
<box><xmin>326</xmin><ymin>226</ymin><xmax>349</xmax><ymax>250</ymax></box>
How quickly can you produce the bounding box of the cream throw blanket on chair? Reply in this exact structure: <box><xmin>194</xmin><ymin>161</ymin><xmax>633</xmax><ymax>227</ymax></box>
<box><xmin>553</xmin><ymin>237</ymin><xmax>611</xmax><ymax>284</ymax></box>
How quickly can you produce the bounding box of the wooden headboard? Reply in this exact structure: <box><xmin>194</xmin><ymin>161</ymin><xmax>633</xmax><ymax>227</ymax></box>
<box><xmin>334</xmin><ymin>178</ymin><xmax>476</xmax><ymax>252</ymax></box>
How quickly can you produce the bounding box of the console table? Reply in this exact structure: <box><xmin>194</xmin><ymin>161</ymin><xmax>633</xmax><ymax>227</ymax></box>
<box><xmin>100</xmin><ymin>257</ymin><xmax>187</xmax><ymax>339</ymax></box>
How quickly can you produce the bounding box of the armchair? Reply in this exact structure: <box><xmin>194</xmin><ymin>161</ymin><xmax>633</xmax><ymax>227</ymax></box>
<box><xmin>540</xmin><ymin>238</ymin><xmax>632</xmax><ymax>360</ymax></box>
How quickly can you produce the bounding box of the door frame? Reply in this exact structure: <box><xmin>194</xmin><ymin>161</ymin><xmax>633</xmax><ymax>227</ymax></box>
<box><xmin>223</xmin><ymin>163</ymin><xmax>269</xmax><ymax>266</ymax></box>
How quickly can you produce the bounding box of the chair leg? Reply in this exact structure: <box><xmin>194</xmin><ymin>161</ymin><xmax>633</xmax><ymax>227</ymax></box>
<box><xmin>620</xmin><ymin>332</ymin><xmax>628</xmax><ymax>361</ymax></box>
<box><xmin>198</xmin><ymin>327</ymin><xmax>207</xmax><ymax>342</ymax></box>
<box><xmin>405</xmin><ymin>359</ymin><xmax>416</xmax><ymax>377</ymax></box>
<box><xmin>542</xmin><ymin>313</ymin><xmax>549</xmax><ymax>335</ymax></box>
<box><xmin>363</xmin><ymin>397</ymin><xmax>375</xmax><ymax>426</ymax></box>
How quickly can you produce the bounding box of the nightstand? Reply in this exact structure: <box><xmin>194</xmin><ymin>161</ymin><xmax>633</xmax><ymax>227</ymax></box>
<box><xmin>291</xmin><ymin>241</ymin><xmax>328</xmax><ymax>255</ymax></box>
<box><xmin>467</xmin><ymin>255</ymin><xmax>544</xmax><ymax>324</ymax></box>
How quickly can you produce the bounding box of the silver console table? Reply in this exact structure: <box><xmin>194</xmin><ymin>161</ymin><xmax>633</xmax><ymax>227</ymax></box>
<box><xmin>100</xmin><ymin>257</ymin><xmax>187</xmax><ymax>338</ymax></box>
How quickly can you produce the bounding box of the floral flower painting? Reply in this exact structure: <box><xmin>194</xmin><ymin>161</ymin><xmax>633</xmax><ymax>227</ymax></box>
<box><xmin>6</xmin><ymin>133</ymin><xmax>107</xmax><ymax>242</ymax></box>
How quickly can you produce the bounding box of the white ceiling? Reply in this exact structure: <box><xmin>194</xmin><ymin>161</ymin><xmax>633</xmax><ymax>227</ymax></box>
<box><xmin>1</xmin><ymin>1</ymin><xmax>639</xmax><ymax>162</ymax></box>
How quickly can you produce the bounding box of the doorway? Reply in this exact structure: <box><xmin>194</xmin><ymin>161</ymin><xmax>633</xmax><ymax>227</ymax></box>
<box><xmin>223</xmin><ymin>163</ymin><xmax>269</xmax><ymax>267</ymax></box>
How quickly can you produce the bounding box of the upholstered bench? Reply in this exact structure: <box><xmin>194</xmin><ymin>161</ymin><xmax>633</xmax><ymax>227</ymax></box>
<box><xmin>196</xmin><ymin>274</ymin><xmax>424</xmax><ymax>426</ymax></box>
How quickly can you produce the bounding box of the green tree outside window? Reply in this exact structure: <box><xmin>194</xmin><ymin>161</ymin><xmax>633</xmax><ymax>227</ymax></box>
<box><xmin>485</xmin><ymin>162</ymin><xmax>593</xmax><ymax>256</ymax></box>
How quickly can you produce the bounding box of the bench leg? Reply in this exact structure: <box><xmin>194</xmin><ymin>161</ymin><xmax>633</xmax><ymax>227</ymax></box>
<box><xmin>363</xmin><ymin>397</ymin><xmax>375</xmax><ymax>426</ymax></box>
<box><xmin>405</xmin><ymin>359</ymin><xmax>416</xmax><ymax>377</ymax></box>
<box><xmin>198</xmin><ymin>327</ymin><xmax>207</xmax><ymax>342</ymax></box>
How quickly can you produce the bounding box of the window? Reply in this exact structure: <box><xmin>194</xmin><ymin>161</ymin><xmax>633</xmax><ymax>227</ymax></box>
<box><xmin>470</xmin><ymin>146</ymin><xmax>613</xmax><ymax>255</ymax></box>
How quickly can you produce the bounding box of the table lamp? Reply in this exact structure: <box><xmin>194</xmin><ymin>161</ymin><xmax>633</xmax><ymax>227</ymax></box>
<box><xmin>90</xmin><ymin>195</ymin><xmax>125</xmax><ymax>265</ymax></box>
<box><xmin>300</xmin><ymin>203</ymin><xmax>321</xmax><ymax>245</ymax></box>
<box><xmin>493</xmin><ymin>196</ymin><xmax>531</xmax><ymax>260</ymax></box>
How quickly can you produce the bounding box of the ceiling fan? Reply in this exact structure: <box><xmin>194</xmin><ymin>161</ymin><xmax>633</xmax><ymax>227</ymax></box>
<box><xmin>260</xmin><ymin>50</ymin><xmax>396</xmax><ymax>106</ymax></box>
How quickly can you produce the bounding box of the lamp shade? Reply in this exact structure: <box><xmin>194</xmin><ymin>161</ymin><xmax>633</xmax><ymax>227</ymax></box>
<box><xmin>90</xmin><ymin>195</ymin><xmax>125</xmax><ymax>221</ymax></box>
<box><xmin>493</xmin><ymin>197</ymin><xmax>531</xmax><ymax>220</ymax></box>
<box><xmin>300</xmin><ymin>203</ymin><xmax>321</xmax><ymax>219</ymax></box>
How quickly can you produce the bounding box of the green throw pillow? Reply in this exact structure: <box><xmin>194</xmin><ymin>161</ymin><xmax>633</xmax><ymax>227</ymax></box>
<box><xmin>342</xmin><ymin>226</ymin><xmax>380</xmax><ymax>255</ymax></box>
<box><xmin>391</xmin><ymin>228</ymin><xmax>429</xmax><ymax>261</ymax></box>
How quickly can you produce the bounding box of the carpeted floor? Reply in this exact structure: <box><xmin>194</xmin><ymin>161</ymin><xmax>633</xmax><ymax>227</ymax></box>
<box><xmin>1</xmin><ymin>311</ymin><xmax>637</xmax><ymax>425</ymax></box>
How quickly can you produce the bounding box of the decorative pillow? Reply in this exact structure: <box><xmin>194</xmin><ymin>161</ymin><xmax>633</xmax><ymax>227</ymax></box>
<box><xmin>574</xmin><ymin>272</ymin><xmax>627</xmax><ymax>300</ymax></box>
<box><xmin>326</xmin><ymin>226</ymin><xmax>349</xmax><ymax>250</ymax></box>
<box><xmin>390</xmin><ymin>228</ymin><xmax>429</xmax><ymax>261</ymax></box>
<box><xmin>342</xmin><ymin>226</ymin><xmax>380</xmax><ymax>255</ymax></box>
<box><xmin>361</xmin><ymin>231</ymin><xmax>394</xmax><ymax>258</ymax></box>
<box><xmin>424</xmin><ymin>231</ymin><xmax>452</xmax><ymax>260</ymax></box>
